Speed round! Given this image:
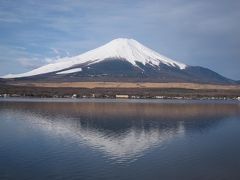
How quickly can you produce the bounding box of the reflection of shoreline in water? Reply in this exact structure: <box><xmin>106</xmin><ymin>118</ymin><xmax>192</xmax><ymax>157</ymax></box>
<box><xmin>0</xmin><ymin>101</ymin><xmax>239</xmax><ymax>161</ymax></box>
<box><xmin>1</xmin><ymin>101</ymin><xmax>240</xmax><ymax>119</ymax></box>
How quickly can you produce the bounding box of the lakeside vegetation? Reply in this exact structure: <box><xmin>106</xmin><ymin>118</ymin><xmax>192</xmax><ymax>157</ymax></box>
<box><xmin>1</xmin><ymin>82</ymin><xmax>240</xmax><ymax>100</ymax></box>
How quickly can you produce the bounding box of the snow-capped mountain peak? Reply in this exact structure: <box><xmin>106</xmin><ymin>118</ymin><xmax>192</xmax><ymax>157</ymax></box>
<box><xmin>76</xmin><ymin>38</ymin><xmax>187</xmax><ymax>69</ymax></box>
<box><xmin>3</xmin><ymin>38</ymin><xmax>187</xmax><ymax>78</ymax></box>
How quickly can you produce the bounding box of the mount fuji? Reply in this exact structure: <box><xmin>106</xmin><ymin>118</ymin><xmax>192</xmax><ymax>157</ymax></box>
<box><xmin>2</xmin><ymin>38</ymin><xmax>234</xmax><ymax>84</ymax></box>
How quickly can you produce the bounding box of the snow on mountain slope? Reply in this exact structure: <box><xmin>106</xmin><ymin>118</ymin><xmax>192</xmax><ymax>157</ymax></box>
<box><xmin>56</xmin><ymin>68</ymin><xmax>82</xmax><ymax>75</ymax></box>
<box><xmin>2</xmin><ymin>38</ymin><xmax>187</xmax><ymax>78</ymax></box>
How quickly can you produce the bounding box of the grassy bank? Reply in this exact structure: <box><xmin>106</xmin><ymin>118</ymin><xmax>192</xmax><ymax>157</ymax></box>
<box><xmin>0</xmin><ymin>82</ymin><xmax>240</xmax><ymax>99</ymax></box>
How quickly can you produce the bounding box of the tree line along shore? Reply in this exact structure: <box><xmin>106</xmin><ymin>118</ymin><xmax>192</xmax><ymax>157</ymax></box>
<box><xmin>0</xmin><ymin>82</ymin><xmax>240</xmax><ymax>100</ymax></box>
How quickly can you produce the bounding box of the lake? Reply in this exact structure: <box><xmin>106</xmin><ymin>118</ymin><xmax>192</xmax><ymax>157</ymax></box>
<box><xmin>0</xmin><ymin>98</ymin><xmax>240</xmax><ymax>180</ymax></box>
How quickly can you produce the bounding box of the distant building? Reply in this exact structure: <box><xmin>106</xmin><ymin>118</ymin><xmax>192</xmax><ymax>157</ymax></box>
<box><xmin>155</xmin><ymin>96</ymin><xmax>164</xmax><ymax>99</ymax></box>
<box><xmin>237</xmin><ymin>97</ymin><xmax>240</xmax><ymax>101</ymax></box>
<box><xmin>116</xmin><ymin>95</ymin><xmax>129</xmax><ymax>99</ymax></box>
<box><xmin>130</xmin><ymin>95</ymin><xmax>140</xmax><ymax>99</ymax></box>
<box><xmin>72</xmin><ymin>94</ymin><xmax>77</xmax><ymax>98</ymax></box>
<box><xmin>11</xmin><ymin>94</ymin><xmax>20</xmax><ymax>97</ymax></box>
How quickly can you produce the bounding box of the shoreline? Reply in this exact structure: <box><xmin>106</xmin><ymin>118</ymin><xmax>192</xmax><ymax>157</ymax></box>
<box><xmin>1</xmin><ymin>82</ymin><xmax>240</xmax><ymax>100</ymax></box>
<box><xmin>0</xmin><ymin>97</ymin><xmax>239</xmax><ymax>104</ymax></box>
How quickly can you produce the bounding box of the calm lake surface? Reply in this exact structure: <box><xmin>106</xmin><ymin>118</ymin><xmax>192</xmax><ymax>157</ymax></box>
<box><xmin>0</xmin><ymin>98</ymin><xmax>240</xmax><ymax>180</ymax></box>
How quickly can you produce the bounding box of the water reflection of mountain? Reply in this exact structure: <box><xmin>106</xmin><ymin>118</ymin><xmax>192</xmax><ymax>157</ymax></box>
<box><xmin>1</xmin><ymin>101</ymin><xmax>239</xmax><ymax>161</ymax></box>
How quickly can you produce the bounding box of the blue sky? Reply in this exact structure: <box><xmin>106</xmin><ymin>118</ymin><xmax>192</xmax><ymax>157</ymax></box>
<box><xmin>0</xmin><ymin>0</ymin><xmax>239</xmax><ymax>79</ymax></box>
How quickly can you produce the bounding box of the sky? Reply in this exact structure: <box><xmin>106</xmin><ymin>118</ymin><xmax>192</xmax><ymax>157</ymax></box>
<box><xmin>0</xmin><ymin>0</ymin><xmax>239</xmax><ymax>80</ymax></box>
